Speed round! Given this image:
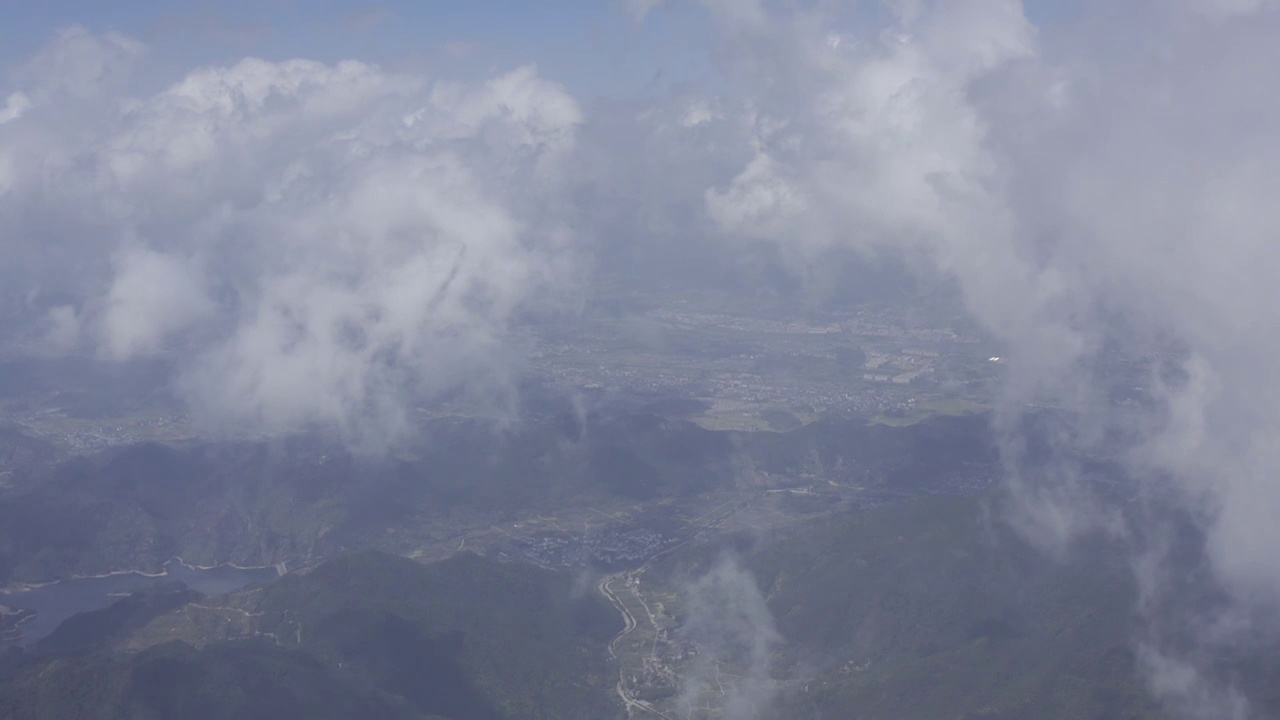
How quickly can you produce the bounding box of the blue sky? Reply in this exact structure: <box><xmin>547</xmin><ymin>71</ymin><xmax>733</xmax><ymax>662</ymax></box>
<box><xmin>0</xmin><ymin>1</ymin><xmax>1071</xmax><ymax>99</ymax></box>
<box><xmin>0</xmin><ymin>0</ymin><xmax>718</xmax><ymax>98</ymax></box>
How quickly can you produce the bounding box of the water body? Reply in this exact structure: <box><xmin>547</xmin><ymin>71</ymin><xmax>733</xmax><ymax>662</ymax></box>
<box><xmin>0</xmin><ymin>559</ymin><xmax>280</xmax><ymax>644</ymax></box>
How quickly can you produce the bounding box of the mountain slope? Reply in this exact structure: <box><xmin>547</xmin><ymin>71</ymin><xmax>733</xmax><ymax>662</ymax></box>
<box><xmin>254</xmin><ymin>550</ymin><xmax>620</xmax><ymax>719</ymax></box>
<box><xmin>0</xmin><ymin>550</ymin><xmax>621</xmax><ymax>720</ymax></box>
<box><xmin>655</xmin><ymin>494</ymin><xmax>1161</xmax><ymax>719</ymax></box>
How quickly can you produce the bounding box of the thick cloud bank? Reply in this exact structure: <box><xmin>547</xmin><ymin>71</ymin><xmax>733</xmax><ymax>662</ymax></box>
<box><xmin>633</xmin><ymin>0</ymin><xmax>1280</xmax><ymax>715</ymax></box>
<box><xmin>0</xmin><ymin>28</ymin><xmax>581</xmax><ymax>440</ymax></box>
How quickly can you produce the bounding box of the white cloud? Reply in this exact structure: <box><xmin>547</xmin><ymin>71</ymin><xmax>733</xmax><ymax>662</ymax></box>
<box><xmin>701</xmin><ymin>0</ymin><xmax>1048</xmax><ymax>338</ymax></box>
<box><xmin>658</xmin><ymin>0</ymin><xmax>1280</xmax><ymax>712</ymax></box>
<box><xmin>678</xmin><ymin>556</ymin><xmax>781</xmax><ymax>720</ymax></box>
<box><xmin>678</xmin><ymin>99</ymin><xmax>720</xmax><ymax>128</ymax></box>
<box><xmin>98</xmin><ymin>246</ymin><xmax>214</xmax><ymax>360</ymax></box>
<box><xmin>0</xmin><ymin>30</ymin><xmax>582</xmax><ymax>441</ymax></box>
<box><xmin>11</xmin><ymin>25</ymin><xmax>144</xmax><ymax>102</ymax></box>
<box><xmin>37</xmin><ymin>305</ymin><xmax>82</xmax><ymax>355</ymax></box>
<box><xmin>0</xmin><ymin>93</ymin><xmax>29</xmax><ymax>124</ymax></box>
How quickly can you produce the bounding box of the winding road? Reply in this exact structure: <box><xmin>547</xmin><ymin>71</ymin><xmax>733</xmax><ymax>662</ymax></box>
<box><xmin>596</xmin><ymin>493</ymin><xmax>766</xmax><ymax>718</ymax></box>
<box><xmin>598</xmin><ymin>573</ymin><xmax>671</xmax><ymax>719</ymax></box>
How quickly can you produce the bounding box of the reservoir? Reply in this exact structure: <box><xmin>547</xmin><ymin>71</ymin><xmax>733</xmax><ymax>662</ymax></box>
<box><xmin>0</xmin><ymin>559</ymin><xmax>281</xmax><ymax>644</ymax></box>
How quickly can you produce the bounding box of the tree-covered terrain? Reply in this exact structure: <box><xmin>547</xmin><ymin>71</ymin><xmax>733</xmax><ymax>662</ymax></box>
<box><xmin>651</xmin><ymin>491</ymin><xmax>1280</xmax><ymax>719</ymax></box>
<box><xmin>0</xmin><ymin>551</ymin><xmax>620</xmax><ymax>720</ymax></box>
<box><xmin>0</xmin><ymin>412</ymin><xmax>994</xmax><ymax>585</ymax></box>
<box><xmin>749</xmin><ymin>495</ymin><xmax>1157</xmax><ymax>719</ymax></box>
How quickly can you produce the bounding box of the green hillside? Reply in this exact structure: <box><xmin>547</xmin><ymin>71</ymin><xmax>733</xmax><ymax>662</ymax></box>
<box><xmin>255</xmin><ymin>551</ymin><xmax>620</xmax><ymax>720</ymax></box>
<box><xmin>0</xmin><ymin>551</ymin><xmax>621</xmax><ymax>720</ymax></box>
<box><xmin>656</xmin><ymin>494</ymin><xmax>1163</xmax><ymax>719</ymax></box>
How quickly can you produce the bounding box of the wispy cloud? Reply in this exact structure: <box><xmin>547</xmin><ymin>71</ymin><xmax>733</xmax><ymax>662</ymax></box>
<box><xmin>677</xmin><ymin>555</ymin><xmax>781</xmax><ymax>720</ymax></box>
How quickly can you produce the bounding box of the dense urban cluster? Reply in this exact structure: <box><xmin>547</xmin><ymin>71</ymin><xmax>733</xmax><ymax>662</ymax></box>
<box><xmin>925</xmin><ymin>468</ymin><xmax>999</xmax><ymax>497</ymax></box>
<box><xmin>505</xmin><ymin>527</ymin><xmax>676</xmax><ymax>570</ymax></box>
<box><xmin>531</xmin><ymin>298</ymin><xmax>1002</xmax><ymax>427</ymax></box>
<box><xmin>6</xmin><ymin>412</ymin><xmax>192</xmax><ymax>451</ymax></box>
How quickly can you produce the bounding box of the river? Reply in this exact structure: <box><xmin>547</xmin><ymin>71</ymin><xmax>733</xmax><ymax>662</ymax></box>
<box><xmin>0</xmin><ymin>559</ymin><xmax>281</xmax><ymax>644</ymax></box>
